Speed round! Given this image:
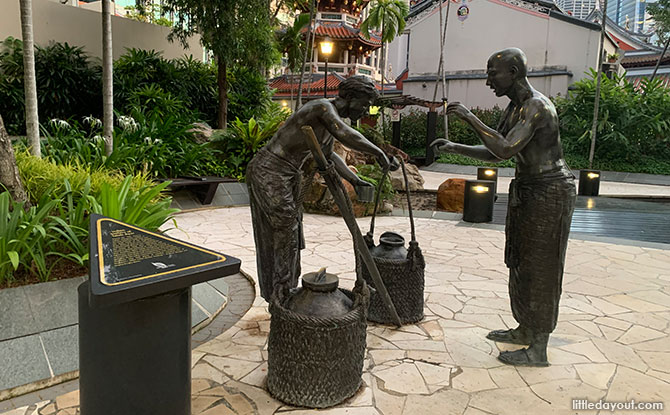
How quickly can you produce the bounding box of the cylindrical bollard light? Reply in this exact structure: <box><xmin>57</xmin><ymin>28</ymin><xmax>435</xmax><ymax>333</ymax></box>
<box><xmin>463</xmin><ymin>180</ymin><xmax>495</xmax><ymax>223</ymax></box>
<box><xmin>477</xmin><ymin>167</ymin><xmax>498</xmax><ymax>193</ymax></box>
<box><xmin>79</xmin><ymin>282</ymin><xmax>192</xmax><ymax>415</ymax></box>
<box><xmin>578</xmin><ymin>170</ymin><xmax>600</xmax><ymax>196</ymax></box>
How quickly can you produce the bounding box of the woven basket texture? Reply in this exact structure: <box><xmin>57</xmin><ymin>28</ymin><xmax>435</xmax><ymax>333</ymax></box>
<box><xmin>358</xmin><ymin>241</ymin><xmax>425</xmax><ymax>324</ymax></box>
<box><xmin>267</xmin><ymin>290</ymin><xmax>367</xmax><ymax>408</ymax></box>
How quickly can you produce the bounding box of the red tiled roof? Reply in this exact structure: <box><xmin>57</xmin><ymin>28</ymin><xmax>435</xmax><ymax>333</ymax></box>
<box><xmin>622</xmin><ymin>53</ymin><xmax>670</xmax><ymax>68</ymax></box>
<box><xmin>269</xmin><ymin>73</ymin><xmax>398</xmax><ymax>98</ymax></box>
<box><xmin>311</xmin><ymin>22</ymin><xmax>382</xmax><ymax>47</ymax></box>
<box><xmin>269</xmin><ymin>74</ymin><xmax>345</xmax><ymax>94</ymax></box>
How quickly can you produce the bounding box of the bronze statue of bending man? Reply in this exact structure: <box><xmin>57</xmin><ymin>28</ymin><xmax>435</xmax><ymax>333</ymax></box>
<box><xmin>433</xmin><ymin>48</ymin><xmax>576</xmax><ymax>366</ymax></box>
<box><xmin>247</xmin><ymin>76</ymin><xmax>392</xmax><ymax>302</ymax></box>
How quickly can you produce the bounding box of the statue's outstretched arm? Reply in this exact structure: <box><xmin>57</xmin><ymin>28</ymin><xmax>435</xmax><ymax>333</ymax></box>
<box><xmin>431</xmin><ymin>139</ymin><xmax>502</xmax><ymax>162</ymax></box>
<box><xmin>331</xmin><ymin>152</ymin><xmax>369</xmax><ymax>186</ymax></box>
<box><xmin>447</xmin><ymin>101</ymin><xmax>542</xmax><ymax>160</ymax></box>
<box><xmin>321</xmin><ymin>106</ymin><xmax>390</xmax><ymax>170</ymax></box>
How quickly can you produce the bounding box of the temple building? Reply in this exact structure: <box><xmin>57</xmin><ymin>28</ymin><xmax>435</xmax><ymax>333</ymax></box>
<box><xmin>270</xmin><ymin>0</ymin><xmax>387</xmax><ymax>107</ymax></box>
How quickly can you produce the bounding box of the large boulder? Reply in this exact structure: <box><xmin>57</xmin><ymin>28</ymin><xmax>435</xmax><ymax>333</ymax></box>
<box><xmin>333</xmin><ymin>141</ymin><xmax>374</xmax><ymax>166</ymax></box>
<box><xmin>380</xmin><ymin>143</ymin><xmax>409</xmax><ymax>163</ymax></box>
<box><xmin>389</xmin><ymin>162</ymin><xmax>424</xmax><ymax>192</ymax></box>
<box><xmin>437</xmin><ymin>178</ymin><xmax>466</xmax><ymax>212</ymax></box>
<box><xmin>188</xmin><ymin>122</ymin><xmax>214</xmax><ymax>144</ymax></box>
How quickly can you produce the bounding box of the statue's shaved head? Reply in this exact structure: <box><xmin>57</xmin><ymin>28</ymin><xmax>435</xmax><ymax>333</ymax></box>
<box><xmin>488</xmin><ymin>48</ymin><xmax>528</xmax><ymax>78</ymax></box>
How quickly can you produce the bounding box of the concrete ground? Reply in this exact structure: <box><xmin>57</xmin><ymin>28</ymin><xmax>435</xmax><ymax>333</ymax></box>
<box><xmin>4</xmin><ymin>205</ymin><xmax>669</xmax><ymax>415</ymax></box>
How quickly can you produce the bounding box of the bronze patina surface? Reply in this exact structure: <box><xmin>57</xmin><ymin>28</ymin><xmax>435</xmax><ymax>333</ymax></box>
<box><xmin>247</xmin><ymin>76</ymin><xmax>392</xmax><ymax>302</ymax></box>
<box><xmin>433</xmin><ymin>48</ymin><xmax>576</xmax><ymax>367</ymax></box>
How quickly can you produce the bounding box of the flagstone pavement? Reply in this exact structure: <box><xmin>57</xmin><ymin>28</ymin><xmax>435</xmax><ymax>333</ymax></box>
<box><xmin>3</xmin><ymin>206</ymin><xmax>670</xmax><ymax>415</ymax></box>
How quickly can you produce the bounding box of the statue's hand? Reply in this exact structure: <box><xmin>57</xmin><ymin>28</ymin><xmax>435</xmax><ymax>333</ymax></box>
<box><xmin>430</xmin><ymin>138</ymin><xmax>457</xmax><ymax>154</ymax></box>
<box><xmin>446</xmin><ymin>102</ymin><xmax>472</xmax><ymax>119</ymax></box>
<box><xmin>376</xmin><ymin>153</ymin><xmax>391</xmax><ymax>171</ymax></box>
<box><xmin>388</xmin><ymin>155</ymin><xmax>400</xmax><ymax>172</ymax></box>
<box><xmin>356</xmin><ymin>178</ymin><xmax>374</xmax><ymax>188</ymax></box>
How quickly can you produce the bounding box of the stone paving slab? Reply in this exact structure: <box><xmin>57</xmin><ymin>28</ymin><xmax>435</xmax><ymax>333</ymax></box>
<box><xmin>0</xmin><ymin>288</ymin><xmax>37</xmax><ymax>342</ymax></box>
<box><xmin>39</xmin><ymin>327</ymin><xmax>78</xmax><ymax>377</ymax></box>
<box><xmin>25</xmin><ymin>279</ymin><xmax>84</xmax><ymax>334</ymax></box>
<box><xmin>4</xmin><ymin>206</ymin><xmax>669</xmax><ymax>414</ymax></box>
<box><xmin>0</xmin><ymin>335</ymin><xmax>51</xmax><ymax>392</ymax></box>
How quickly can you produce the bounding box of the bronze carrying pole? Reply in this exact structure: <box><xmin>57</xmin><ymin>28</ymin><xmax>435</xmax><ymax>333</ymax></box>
<box><xmin>300</xmin><ymin>125</ymin><xmax>402</xmax><ymax>327</ymax></box>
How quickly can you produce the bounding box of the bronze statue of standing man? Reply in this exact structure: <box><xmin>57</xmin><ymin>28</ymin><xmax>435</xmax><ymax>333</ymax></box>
<box><xmin>247</xmin><ymin>76</ymin><xmax>392</xmax><ymax>302</ymax></box>
<box><xmin>433</xmin><ymin>48</ymin><xmax>576</xmax><ymax>366</ymax></box>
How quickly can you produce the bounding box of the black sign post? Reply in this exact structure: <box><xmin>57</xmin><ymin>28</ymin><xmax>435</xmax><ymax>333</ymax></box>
<box><xmin>79</xmin><ymin>214</ymin><xmax>241</xmax><ymax>415</ymax></box>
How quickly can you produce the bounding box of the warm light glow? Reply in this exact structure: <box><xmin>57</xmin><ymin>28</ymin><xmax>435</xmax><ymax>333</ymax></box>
<box><xmin>472</xmin><ymin>186</ymin><xmax>489</xmax><ymax>194</ymax></box>
<box><xmin>587</xmin><ymin>198</ymin><xmax>596</xmax><ymax>209</ymax></box>
<box><xmin>369</xmin><ymin>106</ymin><xmax>379</xmax><ymax>115</ymax></box>
<box><xmin>484</xmin><ymin>169</ymin><xmax>495</xmax><ymax>176</ymax></box>
<box><xmin>281</xmin><ymin>101</ymin><xmax>288</xmax><ymax>107</ymax></box>
<box><xmin>320</xmin><ymin>38</ymin><xmax>334</xmax><ymax>56</ymax></box>
<box><xmin>587</xmin><ymin>172</ymin><xmax>600</xmax><ymax>179</ymax></box>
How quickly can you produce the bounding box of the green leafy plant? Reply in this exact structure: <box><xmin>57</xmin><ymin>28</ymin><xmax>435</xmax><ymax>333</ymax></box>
<box><xmin>391</xmin><ymin>107</ymin><xmax>503</xmax><ymax>155</ymax></box>
<box><xmin>47</xmin><ymin>179</ymin><xmax>96</xmax><ymax>266</ymax></box>
<box><xmin>213</xmin><ymin>106</ymin><xmax>290</xmax><ymax>180</ymax></box>
<box><xmin>355</xmin><ymin>163</ymin><xmax>395</xmax><ymax>203</ymax></box>
<box><xmin>90</xmin><ymin>175</ymin><xmax>179</xmax><ymax>231</ymax></box>
<box><xmin>0</xmin><ymin>192</ymin><xmax>58</xmax><ymax>283</ymax></box>
<box><xmin>15</xmin><ymin>150</ymin><xmax>158</xmax><ymax>204</ymax></box>
<box><xmin>554</xmin><ymin>70</ymin><xmax>670</xmax><ymax>171</ymax></box>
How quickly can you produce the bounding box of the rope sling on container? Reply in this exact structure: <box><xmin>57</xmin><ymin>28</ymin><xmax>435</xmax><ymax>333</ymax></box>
<box><xmin>358</xmin><ymin>160</ymin><xmax>425</xmax><ymax>325</ymax></box>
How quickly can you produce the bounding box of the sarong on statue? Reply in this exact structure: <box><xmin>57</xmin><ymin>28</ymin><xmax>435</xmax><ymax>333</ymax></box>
<box><xmin>247</xmin><ymin>148</ymin><xmax>305</xmax><ymax>301</ymax></box>
<box><xmin>504</xmin><ymin>168</ymin><xmax>576</xmax><ymax>333</ymax></box>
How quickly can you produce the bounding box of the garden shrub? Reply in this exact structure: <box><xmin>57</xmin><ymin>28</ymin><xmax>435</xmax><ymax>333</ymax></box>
<box><xmin>0</xmin><ymin>39</ymin><xmax>275</xmax><ymax>135</ymax></box>
<box><xmin>554</xmin><ymin>71</ymin><xmax>670</xmax><ymax>173</ymax></box>
<box><xmin>15</xmin><ymin>150</ymin><xmax>158</xmax><ymax>203</ymax></box>
<box><xmin>390</xmin><ymin>107</ymin><xmax>503</xmax><ymax>156</ymax></box>
<box><xmin>227</xmin><ymin>66</ymin><xmax>277</xmax><ymax>123</ymax></box>
<box><xmin>212</xmin><ymin>104</ymin><xmax>290</xmax><ymax>180</ymax></box>
<box><xmin>34</xmin><ymin>110</ymin><xmax>227</xmax><ymax>178</ymax></box>
<box><xmin>3</xmin><ymin>153</ymin><xmax>180</xmax><ymax>284</ymax></box>
<box><xmin>0</xmin><ymin>38</ymin><xmax>101</xmax><ymax>135</ymax></box>
<box><xmin>0</xmin><ymin>191</ymin><xmax>58</xmax><ymax>283</ymax></box>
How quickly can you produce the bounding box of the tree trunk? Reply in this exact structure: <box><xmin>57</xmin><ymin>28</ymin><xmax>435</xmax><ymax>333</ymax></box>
<box><xmin>0</xmin><ymin>115</ymin><xmax>30</xmax><ymax>206</ymax></box>
<box><xmin>102</xmin><ymin>0</ymin><xmax>114</xmax><ymax>156</ymax></box>
<box><xmin>588</xmin><ymin>1</ymin><xmax>608</xmax><ymax>169</ymax></box>
<box><xmin>19</xmin><ymin>0</ymin><xmax>40</xmax><ymax>158</ymax></box>
<box><xmin>217</xmin><ymin>58</ymin><xmax>228</xmax><ymax>129</ymax></box>
<box><xmin>380</xmin><ymin>18</ymin><xmax>385</xmax><ymax>98</ymax></box>
<box><xmin>380</xmin><ymin>19</ymin><xmax>387</xmax><ymax>139</ymax></box>
<box><xmin>296</xmin><ymin>0</ymin><xmax>315</xmax><ymax>109</ymax></box>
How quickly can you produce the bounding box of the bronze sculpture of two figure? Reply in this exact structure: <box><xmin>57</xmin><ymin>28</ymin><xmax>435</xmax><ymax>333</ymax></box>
<box><xmin>433</xmin><ymin>48</ymin><xmax>576</xmax><ymax>366</ymax></box>
<box><xmin>248</xmin><ymin>48</ymin><xmax>575</xmax><ymax>369</ymax></box>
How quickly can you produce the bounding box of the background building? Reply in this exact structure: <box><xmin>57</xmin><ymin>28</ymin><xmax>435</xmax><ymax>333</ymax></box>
<box><xmin>554</xmin><ymin>0</ymin><xmax>598</xmax><ymax>19</ymax></box>
<box><xmin>0</xmin><ymin>0</ymin><xmax>201</xmax><ymax>60</ymax></box>
<box><xmin>270</xmin><ymin>0</ymin><xmax>386</xmax><ymax>106</ymax></box>
<box><xmin>607</xmin><ymin>0</ymin><xmax>649</xmax><ymax>33</ymax></box>
<box><xmin>385</xmin><ymin>0</ymin><xmax>617</xmax><ymax>109</ymax></box>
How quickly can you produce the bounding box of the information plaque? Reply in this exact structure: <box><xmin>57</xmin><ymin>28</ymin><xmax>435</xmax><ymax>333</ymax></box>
<box><xmin>88</xmin><ymin>214</ymin><xmax>241</xmax><ymax>306</ymax></box>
